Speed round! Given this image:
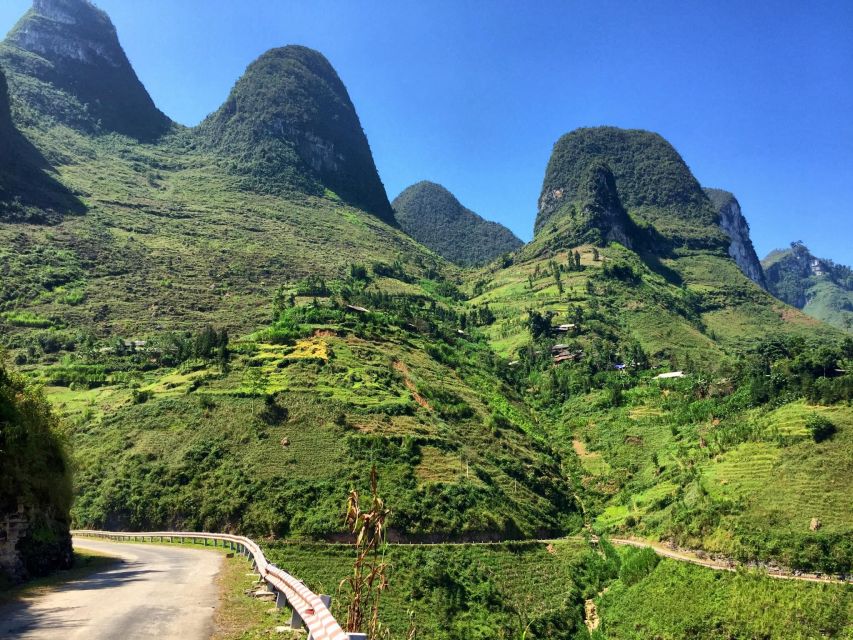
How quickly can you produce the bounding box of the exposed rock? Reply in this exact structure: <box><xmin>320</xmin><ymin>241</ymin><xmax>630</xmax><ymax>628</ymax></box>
<box><xmin>197</xmin><ymin>45</ymin><xmax>394</xmax><ymax>223</ymax></box>
<box><xmin>705</xmin><ymin>189</ymin><xmax>767</xmax><ymax>288</ymax></box>
<box><xmin>1</xmin><ymin>504</ymin><xmax>72</xmax><ymax>583</ymax></box>
<box><xmin>1</xmin><ymin>0</ymin><xmax>171</xmax><ymax>139</ymax></box>
<box><xmin>392</xmin><ymin>181</ymin><xmax>523</xmax><ymax>266</ymax></box>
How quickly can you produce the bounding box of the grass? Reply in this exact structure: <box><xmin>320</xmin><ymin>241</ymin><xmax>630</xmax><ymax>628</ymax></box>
<box><xmin>598</xmin><ymin>557</ymin><xmax>853</xmax><ymax>640</ymax></box>
<box><xmin>212</xmin><ymin>552</ymin><xmax>298</xmax><ymax>640</ymax></box>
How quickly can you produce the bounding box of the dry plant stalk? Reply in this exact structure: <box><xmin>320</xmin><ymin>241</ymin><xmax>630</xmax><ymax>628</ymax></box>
<box><xmin>341</xmin><ymin>465</ymin><xmax>391</xmax><ymax>639</ymax></box>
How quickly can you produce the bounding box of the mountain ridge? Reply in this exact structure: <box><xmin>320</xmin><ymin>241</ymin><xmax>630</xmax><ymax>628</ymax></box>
<box><xmin>196</xmin><ymin>45</ymin><xmax>395</xmax><ymax>223</ymax></box>
<box><xmin>0</xmin><ymin>0</ymin><xmax>172</xmax><ymax>140</ymax></box>
<box><xmin>763</xmin><ymin>242</ymin><xmax>853</xmax><ymax>331</ymax></box>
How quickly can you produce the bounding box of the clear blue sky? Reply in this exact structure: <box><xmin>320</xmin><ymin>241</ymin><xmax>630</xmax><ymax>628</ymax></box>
<box><xmin>2</xmin><ymin>0</ymin><xmax>851</xmax><ymax>263</ymax></box>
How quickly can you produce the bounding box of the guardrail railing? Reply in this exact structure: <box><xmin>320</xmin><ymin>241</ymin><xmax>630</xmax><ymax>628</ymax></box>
<box><xmin>72</xmin><ymin>530</ymin><xmax>362</xmax><ymax>640</ymax></box>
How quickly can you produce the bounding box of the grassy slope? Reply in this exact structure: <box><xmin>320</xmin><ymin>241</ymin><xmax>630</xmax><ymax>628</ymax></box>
<box><xmin>463</xmin><ymin>228</ymin><xmax>850</xmax><ymax>571</ymax></box>
<box><xmin>597</xmin><ymin>558</ymin><xmax>852</xmax><ymax>640</ymax></box>
<box><xmin>0</xmin><ymin>121</ymin><xmax>441</xmax><ymax>341</ymax></box>
<box><xmin>53</xmin><ymin>296</ymin><xmax>576</xmax><ymax>540</ymax></box>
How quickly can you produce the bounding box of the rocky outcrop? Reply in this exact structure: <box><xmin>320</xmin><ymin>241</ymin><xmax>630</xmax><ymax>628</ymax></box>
<box><xmin>1</xmin><ymin>0</ymin><xmax>171</xmax><ymax>139</ymax></box>
<box><xmin>0</xmin><ymin>362</ymin><xmax>74</xmax><ymax>584</ymax></box>
<box><xmin>0</xmin><ymin>66</ymin><xmax>11</xmax><ymax>155</ymax></box>
<box><xmin>535</xmin><ymin>159</ymin><xmax>636</xmax><ymax>250</ymax></box>
<box><xmin>197</xmin><ymin>45</ymin><xmax>395</xmax><ymax>224</ymax></box>
<box><xmin>1</xmin><ymin>505</ymin><xmax>72</xmax><ymax>583</ymax></box>
<box><xmin>392</xmin><ymin>181</ymin><xmax>523</xmax><ymax>266</ymax></box>
<box><xmin>705</xmin><ymin>189</ymin><xmax>767</xmax><ymax>288</ymax></box>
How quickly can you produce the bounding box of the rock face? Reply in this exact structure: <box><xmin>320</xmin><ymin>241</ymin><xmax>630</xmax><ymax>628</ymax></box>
<box><xmin>0</xmin><ymin>363</ymin><xmax>74</xmax><ymax>583</ymax></box>
<box><xmin>197</xmin><ymin>46</ymin><xmax>395</xmax><ymax>224</ymax></box>
<box><xmin>535</xmin><ymin>127</ymin><xmax>727</xmax><ymax>251</ymax></box>
<box><xmin>0</xmin><ymin>506</ymin><xmax>72</xmax><ymax>583</ymax></box>
<box><xmin>0</xmin><ymin>66</ymin><xmax>11</xmax><ymax>155</ymax></box>
<box><xmin>1</xmin><ymin>0</ymin><xmax>171</xmax><ymax>139</ymax></box>
<box><xmin>392</xmin><ymin>181</ymin><xmax>523</xmax><ymax>266</ymax></box>
<box><xmin>705</xmin><ymin>189</ymin><xmax>767</xmax><ymax>288</ymax></box>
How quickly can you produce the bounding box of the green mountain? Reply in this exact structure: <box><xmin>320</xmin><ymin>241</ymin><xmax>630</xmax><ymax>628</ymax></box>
<box><xmin>197</xmin><ymin>45</ymin><xmax>395</xmax><ymax>222</ymax></box>
<box><xmin>535</xmin><ymin>127</ymin><xmax>727</xmax><ymax>251</ymax></box>
<box><xmin>0</xmin><ymin>2</ymin><xmax>572</xmax><ymax>543</ymax></box>
<box><xmin>763</xmin><ymin>242</ymin><xmax>853</xmax><ymax>331</ymax></box>
<box><xmin>0</xmin><ymin>0</ymin><xmax>171</xmax><ymax>140</ymax></box>
<box><xmin>392</xmin><ymin>181</ymin><xmax>523</xmax><ymax>266</ymax></box>
<box><xmin>469</xmin><ymin>127</ymin><xmax>850</xmax><ymax>579</ymax></box>
<box><xmin>0</xmin><ymin>3</ymin><xmax>850</xmax><ymax>634</ymax></box>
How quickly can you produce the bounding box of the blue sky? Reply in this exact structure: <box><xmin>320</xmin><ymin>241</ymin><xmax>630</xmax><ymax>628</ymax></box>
<box><xmin>2</xmin><ymin>0</ymin><xmax>851</xmax><ymax>263</ymax></box>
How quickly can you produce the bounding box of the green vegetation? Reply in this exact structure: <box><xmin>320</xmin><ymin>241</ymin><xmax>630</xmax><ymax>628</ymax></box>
<box><xmin>62</xmin><ymin>275</ymin><xmax>577</xmax><ymax>540</ymax></box>
<box><xmin>0</xmin><ymin>360</ymin><xmax>73</xmax><ymax>583</ymax></box>
<box><xmin>392</xmin><ymin>181</ymin><xmax>522</xmax><ymax>266</ymax></box>
<box><xmin>597</xmin><ymin>557</ymin><xmax>852</xmax><ymax>640</ymax></box>
<box><xmin>0</xmin><ymin>3</ymin><xmax>850</xmax><ymax>634</ymax></box>
<box><xmin>197</xmin><ymin>45</ymin><xmax>395</xmax><ymax>222</ymax></box>
<box><xmin>763</xmin><ymin>242</ymin><xmax>853</xmax><ymax>332</ymax></box>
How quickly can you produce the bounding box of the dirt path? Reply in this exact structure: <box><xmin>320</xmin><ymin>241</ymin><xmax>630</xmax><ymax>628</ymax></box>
<box><xmin>393</xmin><ymin>360</ymin><xmax>432</xmax><ymax>410</ymax></box>
<box><xmin>603</xmin><ymin>537</ymin><xmax>849</xmax><ymax>585</ymax></box>
<box><xmin>0</xmin><ymin>538</ymin><xmax>223</xmax><ymax>639</ymax></box>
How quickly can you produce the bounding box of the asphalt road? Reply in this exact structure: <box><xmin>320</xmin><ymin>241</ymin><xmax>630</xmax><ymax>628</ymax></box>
<box><xmin>0</xmin><ymin>538</ymin><xmax>223</xmax><ymax>639</ymax></box>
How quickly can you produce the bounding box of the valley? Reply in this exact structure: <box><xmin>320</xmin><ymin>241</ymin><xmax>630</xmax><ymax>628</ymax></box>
<box><xmin>0</xmin><ymin>1</ymin><xmax>850</xmax><ymax>638</ymax></box>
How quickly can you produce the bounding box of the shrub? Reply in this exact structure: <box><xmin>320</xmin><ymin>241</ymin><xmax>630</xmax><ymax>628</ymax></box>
<box><xmin>806</xmin><ymin>413</ymin><xmax>836</xmax><ymax>443</ymax></box>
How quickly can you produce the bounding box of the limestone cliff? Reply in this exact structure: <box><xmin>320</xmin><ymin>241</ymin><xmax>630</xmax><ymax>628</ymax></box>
<box><xmin>705</xmin><ymin>189</ymin><xmax>767</xmax><ymax>288</ymax></box>
<box><xmin>1</xmin><ymin>0</ymin><xmax>171</xmax><ymax>139</ymax></box>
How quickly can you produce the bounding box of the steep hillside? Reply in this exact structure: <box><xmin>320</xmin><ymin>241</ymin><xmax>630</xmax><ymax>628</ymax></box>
<box><xmin>0</xmin><ymin>0</ymin><xmax>171</xmax><ymax>140</ymax></box>
<box><xmin>197</xmin><ymin>46</ymin><xmax>394</xmax><ymax>222</ymax></box>
<box><xmin>392</xmin><ymin>181</ymin><xmax>522</xmax><ymax>266</ymax></box>
<box><xmin>704</xmin><ymin>188</ymin><xmax>767</xmax><ymax>288</ymax></box>
<box><xmin>763</xmin><ymin>242</ymin><xmax>853</xmax><ymax>331</ymax></box>
<box><xmin>464</xmin><ymin>128</ymin><xmax>850</xmax><ymax>573</ymax></box>
<box><xmin>0</xmin><ymin>2</ymin><xmax>575</xmax><ymax>545</ymax></box>
<box><xmin>55</xmin><ymin>274</ymin><xmax>578</xmax><ymax>540</ymax></box>
<box><xmin>535</xmin><ymin>127</ymin><xmax>727</xmax><ymax>251</ymax></box>
<box><xmin>0</xmin><ymin>361</ymin><xmax>72</xmax><ymax>585</ymax></box>
<box><xmin>0</xmin><ymin>63</ymin><xmax>84</xmax><ymax>222</ymax></box>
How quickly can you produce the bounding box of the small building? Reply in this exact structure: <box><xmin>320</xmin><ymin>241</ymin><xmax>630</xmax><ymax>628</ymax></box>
<box><xmin>654</xmin><ymin>371</ymin><xmax>685</xmax><ymax>380</ymax></box>
<box><xmin>345</xmin><ymin>305</ymin><xmax>369</xmax><ymax>314</ymax></box>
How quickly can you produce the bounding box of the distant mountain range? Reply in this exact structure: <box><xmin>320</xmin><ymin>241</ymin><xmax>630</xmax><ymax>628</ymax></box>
<box><xmin>764</xmin><ymin>242</ymin><xmax>853</xmax><ymax>331</ymax></box>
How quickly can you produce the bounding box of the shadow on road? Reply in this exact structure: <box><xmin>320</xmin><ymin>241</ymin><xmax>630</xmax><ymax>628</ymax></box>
<box><xmin>0</xmin><ymin>559</ymin><xmax>158</xmax><ymax>638</ymax></box>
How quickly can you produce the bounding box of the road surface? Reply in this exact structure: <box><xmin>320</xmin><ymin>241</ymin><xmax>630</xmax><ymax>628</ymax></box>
<box><xmin>0</xmin><ymin>538</ymin><xmax>223</xmax><ymax>639</ymax></box>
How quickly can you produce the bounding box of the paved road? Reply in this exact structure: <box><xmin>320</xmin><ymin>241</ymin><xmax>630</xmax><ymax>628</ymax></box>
<box><xmin>0</xmin><ymin>538</ymin><xmax>223</xmax><ymax>639</ymax></box>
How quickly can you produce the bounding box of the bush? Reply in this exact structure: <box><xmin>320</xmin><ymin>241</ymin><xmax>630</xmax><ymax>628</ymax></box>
<box><xmin>618</xmin><ymin>547</ymin><xmax>660</xmax><ymax>585</ymax></box>
<box><xmin>806</xmin><ymin>414</ymin><xmax>836</xmax><ymax>443</ymax></box>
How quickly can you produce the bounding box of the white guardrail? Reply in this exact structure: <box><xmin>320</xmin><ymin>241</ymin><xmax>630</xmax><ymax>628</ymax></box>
<box><xmin>72</xmin><ymin>530</ymin><xmax>360</xmax><ymax>640</ymax></box>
